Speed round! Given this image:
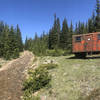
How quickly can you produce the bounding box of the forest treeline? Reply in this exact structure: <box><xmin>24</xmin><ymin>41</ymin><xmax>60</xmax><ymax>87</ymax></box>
<box><xmin>24</xmin><ymin>0</ymin><xmax>100</xmax><ymax>56</ymax></box>
<box><xmin>0</xmin><ymin>22</ymin><xmax>23</xmax><ymax>60</ymax></box>
<box><xmin>0</xmin><ymin>0</ymin><xmax>100</xmax><ymax>58</ymax></box>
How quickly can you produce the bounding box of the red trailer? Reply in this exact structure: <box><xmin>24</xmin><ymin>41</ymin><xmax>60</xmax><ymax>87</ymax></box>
<box><xmin>72</xmin><ymin>32</ymin><xmax>100</xmax><ymax>58</ymax></box>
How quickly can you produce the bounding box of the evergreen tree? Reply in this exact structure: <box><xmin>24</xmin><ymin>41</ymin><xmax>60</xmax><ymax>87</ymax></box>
<box><xmin>92</xmin><ymin>12</ymin><xmax>96</xmax><ymax>31</ymax></box>
<box><xmin>8</xmin><ymin>26</ymin><xmax>19</xmax><ymax>58</ymax></box>
<box><xmin>48</xmin><ymin>14</ymin><xmax>60</xmax><ymax>49</ymax></box>
<box><xmin>95</xmin><ymin>0</ymin><xmax>100</xmax><ymax>31</ymax></box>
<box><xmin>77</xmin><ymin>21</ymin><xmax>82</xmax><ymax>34</ymax></box>
<box><xmin>0</xmin><ymin>21</ymin><xmax>4</xmax><ymax>57</ymax></box>
<box><xmin>48</xmin><ymin>29</ymin><xmax>53</xmax><ymax>49</ymax></box>
<box><xmin>59</xmin><ymin>18</ymin><xmax>69</xmax><ymax>49</ymax></box>
<box><xmin>68</xmin><ymin>21</ymin><xmax>73</xmax><ymax>50</ymax></box>
<box><xmin>75</xmin><ymin>23</ymin><xmax>78</xmax><ymax>34</ymax></box>
<box><xmin>34</xmin><ymin>32</ymin><xmax>38</xmax><ymax>41</ymax></box>
<box><xmin>88</xmin><ymin>18</ymin><xmax>94</xmax><ymax>33</ymax></box>
<box><xmin>25</xmin><ymin>36</ymin><xmax>28</xmax><ymax>50</ymax></box>
<box><xmin>0</xmin><ymin>21</ymin><xmax>23</xmax><ymax>60</ymax></box>
<box><xmin>85</xmin><ymin>22</ymin><xmax>88</xmax><ymax>33</ymax></box>
<box><xmin>16</xmin><ymin>24</ymin><xmax>23</xmax><ymax>52</ymax></box>
<box><xmin>81</xmin><ymin>23</ymin><xmax>86</xmax><ymax>34</ymax></box>
<box><xmin>56</xmin><ymin>18</ymin><xmax>61</xmax><ymax>47</ymax></box>
<box><xmin>52</xmin><ymin>14</ymin><xmax>59</xmax><ymax>49</ymax></box>
<box><xmin>0</xmin><ymin>21</ymin><xmax>4</xmax><ymax>35</ymax></box>
<box><xmin>3</xmin><ymin>25</ymin><xmax>11</xmax><ymax>59</ymax></box>
<box><xmin>25</xmin><ymin>32</ymin><xmax>49</xmax><ymax>56</ymax></box>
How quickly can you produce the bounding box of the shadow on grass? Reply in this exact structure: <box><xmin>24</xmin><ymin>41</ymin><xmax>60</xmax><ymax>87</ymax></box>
<box><xmin>67</xmin><ymin>56</ymin><xmax>86</xmax><ymax>59</ymax></box>
<box><xmin>86</xmin><ymin>56</ymin><xmax>100</xmax><ymax>59</ymax></box>
<box><xmin>67</xmin><ymin>56</ymin><xmax>100</xmax><ymax>60</ymax></box>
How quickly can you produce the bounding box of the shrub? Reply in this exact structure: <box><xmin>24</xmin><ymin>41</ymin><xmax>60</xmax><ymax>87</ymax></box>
<box><xmin>63</xmin><ymin>49</ymin><xmax>72</xmax><ymax>56</ymax></box>
<box><xmin>23</xmin><ymin>67</ymin><xmax>51</xmax><ymax>93</ymax></box>
<box><xmin>46</xmin><ymin>49</ymin><xmax>72</xmax><ymax>56</ymax></box>
<box><xmin>23</xmin><ymin>89</ymin><xmax>40</xmax><ymax>100</ymax></box>
<box><xmin>23</xmin><ymin>63</ymin><xmax>58</xmax><ymax>100</ymax></box>
<box><xmin>46</xmin><ymin>49</ymin><xmax>64</xmax><ymax>56</ymax></box>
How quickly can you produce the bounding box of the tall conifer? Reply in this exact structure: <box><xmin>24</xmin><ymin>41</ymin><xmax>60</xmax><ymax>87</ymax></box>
<box><xmin>16</xmin><ymin>24</ymin><xmax>23</xmax><ymax>51</ymax></box>
<box><xmin>59</xmin><ymin>18</ymin><xmax>69</xmax><ymax>49</ymax></box>
<box><xmin>95</xmin><ymin>0</ymin><xmax>100</xmax><ymax>31</ymax></box>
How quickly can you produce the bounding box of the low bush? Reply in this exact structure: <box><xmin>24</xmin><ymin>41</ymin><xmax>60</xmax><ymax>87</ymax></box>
<box><xmin>46</xmin><ymin>49</ymin><xmax>72</xmax><ymax>56</ymax></box>
<box><xmin>23</xmin><ymin>66</ymin><xmax>51</xmax><ymax>93</ymax></box>
<box><xmin>32</xmin><ymin>48</ymin><xmax>72</xmax><ymax>57</ymax></box>
<box><xmin>23</xmin><ymin>89</ymin><xmax>40</xmax><ymax>100</ymax></box>
<box><xmin>46</xmin><ymin>49</ymin><xmax>64</xmax><ymax>56</ymax></box>
<box><xmin>23</xmin><ymin>63</ymin><xmax>58</xmax><ymax>100</ymax></box>
<box><xmin>63</xmin><ymin>49</ymin><xmax>72</xmax><ymax>56</ymax></box>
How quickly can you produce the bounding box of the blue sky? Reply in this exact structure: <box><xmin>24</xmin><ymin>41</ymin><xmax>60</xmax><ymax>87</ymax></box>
<box><xmin>0</xmin><ymin>0</ymin><xmax>96</xmax><ymax>42</ymax></box>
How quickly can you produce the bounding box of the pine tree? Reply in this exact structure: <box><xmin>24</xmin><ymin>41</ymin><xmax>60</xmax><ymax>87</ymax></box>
<box><xmin>75</xmin><ymin>23</ymin><xmax>78</xmax><ymax>34</ymax></box>
<box><xmin>8</xmin><ymin>26</ymin><xmax>19</xmax><ymax>58</ymax></box>
<box><xmin>48</xmin><ymin>14</ymin><xmax>60</xmax><ymax>49</ymax></box>
<box><xmin>25</xmin><ymin>36</ymin><xmax>28</xmax><ymax>50</ymax></box>
<box><xmin>95</xmin><ymin>0</ymin><xmax>100</xmax><ymax>31</ymax></box>
<box><xmin>48</xmin><ymin>29</ymin><xmax>53</xmax><ymax>49</ymax></box>
<box><xmin>59</xmin><ymin>18</ymin><xmax>69</xmax><ymax>49</ymax></box>
<box><xmin>92</xmin><ymin>12</ymin><xmax>96</xmax><ymax>31</ymax></box>
<box><xmin>81</xmin><ymin>23</ymin><xmax>86</xmax><ymax>34</ymax></box>
<box><xmin>3</xmin><ymin>24</ymin><xmax>11</xmax><ymax>59</ymax></box>
<box><xmin>0</xmin><ymin>21</ymin><xmax>4</xmax><ymax>57</ymax></box>
<box><xmin>52</xmin><ymin>14</ymin><xmax>59</xmax><ymax>49</ymax></box>
<box><xmin>88</xmin><ymin>18</ymin><xmax>94</xmax><ymax>33</ymax></box>
<box><xmin>0</xmin><ymin>21</ymin><xmax>4</xmax><ymax>35</ymax></box>
<box><xmin>85</xmin><ymin>22</ymin><xmax>88</xmax><ymax>33</ymax></box>
<box><xmin>16</xmin><ymin>24</ymin><xmax>23</xmax><ymax>52</ymax></box>
<box><xmin>77</xmin><ymin>21</ymin><xmax>82</xmax><ymax>34</ymax></box>
<box><xmin>34</xmin><ymin>32</ymin><xmax>38</xmax><ymax>41</ymax></box>
<box><xmin>0</xmin><ymin>22</ymin><xmax>23</xmax><ymax>60</ymax></box>
<box><xmin>68</xmin><ymin>21</ymin><xmax>73</xmax><ymax>50</ymax></box>
<box><xmin>56</xmin><ymin>18</ymin><xmax>61</xmax><ymax>47</ymax></box>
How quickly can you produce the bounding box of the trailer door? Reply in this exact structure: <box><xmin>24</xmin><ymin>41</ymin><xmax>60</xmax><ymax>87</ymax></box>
<box><xmin>85</xmin><ymin>34</ymin><xmax>93</xmax><ymax>52</ymax></box>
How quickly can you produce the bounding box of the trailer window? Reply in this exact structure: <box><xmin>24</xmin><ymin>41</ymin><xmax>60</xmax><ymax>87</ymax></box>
<box><xmin>75</xmin><ymin>36</ymin><xmax>81</xmax><ymax>42</ymax></box>
<box><xmin>98</xmin><ymin>34</ymin><xmax>100</xmax><ymax>40</ymax></box>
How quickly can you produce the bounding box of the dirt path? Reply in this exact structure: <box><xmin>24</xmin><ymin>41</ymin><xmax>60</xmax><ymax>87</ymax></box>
<box><xmin>0</xmin><ymin>51</ymin><xmax>34</xmax><ymax>100</ymax></box>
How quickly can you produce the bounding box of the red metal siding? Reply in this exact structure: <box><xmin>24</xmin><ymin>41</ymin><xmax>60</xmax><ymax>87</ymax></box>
<box><xmin>92</xmin><ymin>34</ymin><xmax>97</xmax><ymax>51</ymax></box>
<box><xmin>84</xmin><ymin>34</ymin><xmax>93</xmax><ymax>52</ymax></box>
<box><xmin>72</xmin><ymin>32</ymin><xmax>100</xmax><ymax>53</ymax></box>
<box><xmin>96</xmin><ymin>34</ymin><xmax>100</xmax><ymax>51</ymax></box>
<box><xmin>72</xmin><ymin>35</ymin><xmax>84</xmax><ymax>53</ymax></box>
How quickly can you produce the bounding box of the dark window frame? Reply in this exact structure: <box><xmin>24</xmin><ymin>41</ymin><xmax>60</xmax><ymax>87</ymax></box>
<box><xmin>75</xmin><ymin>36</ymin><xmax>81</xmax><ymax>42</ymax></box>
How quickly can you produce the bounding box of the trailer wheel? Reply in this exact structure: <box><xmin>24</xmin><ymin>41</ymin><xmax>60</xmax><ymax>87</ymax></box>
<box><xmin>75</xmin><ymin>53</ymin><xmax>86</xmax><ymax>58</ymax></box>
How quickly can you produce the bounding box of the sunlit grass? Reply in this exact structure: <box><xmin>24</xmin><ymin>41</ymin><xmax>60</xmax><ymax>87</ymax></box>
<box><xmin>37</xmin><ymin>55</ymin><xmax>100</xmax><ymax>100</ymax></box>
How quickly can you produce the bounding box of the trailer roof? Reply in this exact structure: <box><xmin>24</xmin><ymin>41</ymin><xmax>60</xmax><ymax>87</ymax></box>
<box><xmin>72</xmin><ymin>32</ymin><xmax>100</xmax><ymax>37</ymax></box>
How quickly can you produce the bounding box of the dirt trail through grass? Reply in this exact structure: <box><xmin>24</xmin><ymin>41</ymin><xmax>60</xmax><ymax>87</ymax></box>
<box><xmin>0</xmin><ymin>51</ymin><xmax>34</xmax><ymax>100</ymax></box>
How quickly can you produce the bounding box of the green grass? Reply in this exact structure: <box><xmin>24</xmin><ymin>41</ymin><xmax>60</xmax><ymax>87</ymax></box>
<box><xmin>37</xmin><ymin>55</ymin><xmax>100</xmax><ymax>100</ymax></box>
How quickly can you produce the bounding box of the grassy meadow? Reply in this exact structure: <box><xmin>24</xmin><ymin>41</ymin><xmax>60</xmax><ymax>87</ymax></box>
<box><xmin>37</xmin><ymin>55</ymin><xmax>100</xmax><ymax>100</ymax></box>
